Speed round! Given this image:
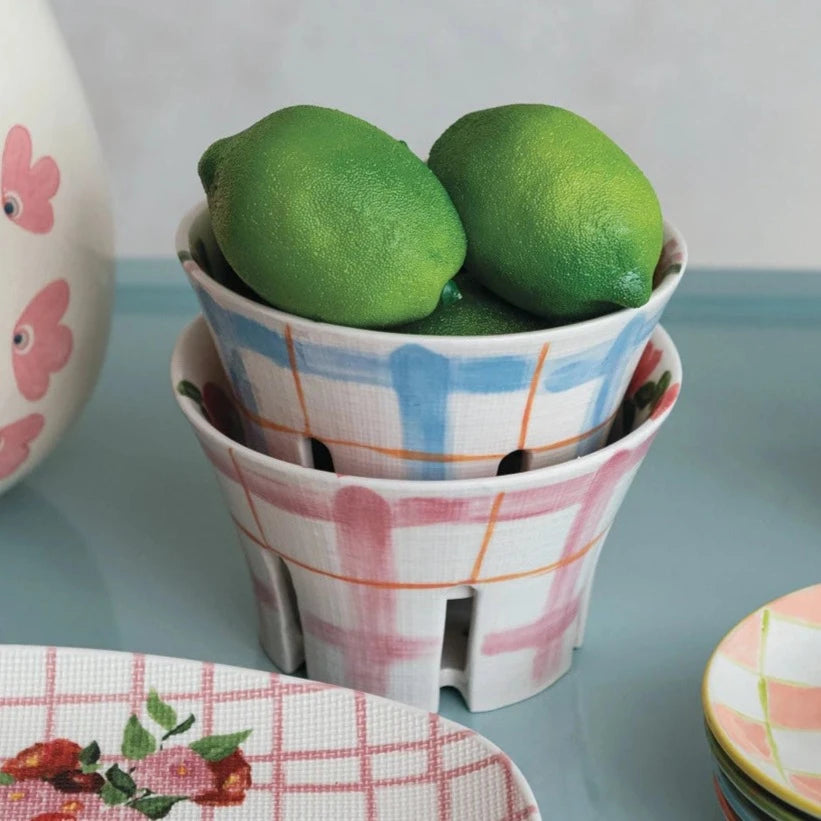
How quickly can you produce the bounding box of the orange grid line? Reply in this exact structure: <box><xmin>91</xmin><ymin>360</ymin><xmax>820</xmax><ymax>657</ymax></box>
<box><xmin>285</xmin><ymin>324</ymin><xmax>312</xmax><ymax>436</ymax></box>
<box><xmin>518</xmin><ymin>343</ymin><xmax>550</xmax><ymax>449</ymax></box>
<box><xmin>230</xmin><ymin>447</ymin><xmax>271</xmax><ymax>551</ymax></box>
<box><xmin>232</xmin><ymin>514</ymin><xmax>604</xmax><ymax>590</ymax></box>
<box><xmin>238</xmin><ymin>403</ymin><xmax>616</xmax><ymax>463</ymax></box>
<box><xmin>470</xmin><ymin>492</ymin><xmax>505</xmax><ymax>581</ymax></box>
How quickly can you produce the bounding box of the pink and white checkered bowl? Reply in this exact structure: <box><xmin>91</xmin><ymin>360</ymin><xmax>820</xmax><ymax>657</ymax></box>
<box><xmin>176</xmin><ymin>202</ymin><xmax>686</xmax><ymax>480</ymax></box>
<box><xmin>172</xmin><ymin>317</ymin><xmax>681</xmax><ymax>712</ymax></box>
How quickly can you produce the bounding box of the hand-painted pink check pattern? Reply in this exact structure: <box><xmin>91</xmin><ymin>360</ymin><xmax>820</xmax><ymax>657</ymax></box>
<box><xmin>174</xmin><ymin>319</ymin><xmax>681</xmax><ymax>711</ymax></box>
<box><xmin>0</xmin><ymin>646</ymin><xmax>540</xmax><ymax>820</ymax></box>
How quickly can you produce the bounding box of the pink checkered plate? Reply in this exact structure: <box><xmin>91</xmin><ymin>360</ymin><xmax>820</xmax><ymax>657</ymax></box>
<box><xmin>0</xmin><ymin>645</ymin><xmax>540</xmax><ymax>820</ymax></box>
<box><xmin>703</xmin><ymin>584</ymin><xmax>821</xmax><ymax>818</ymax></box>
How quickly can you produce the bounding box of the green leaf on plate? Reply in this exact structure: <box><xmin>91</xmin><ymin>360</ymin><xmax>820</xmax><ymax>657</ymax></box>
<box><xmin>101</xmin><ymin>781</ymin><xmax>129</xmax><ymax>806</ymax></box>
<box><xmin>190</xmin><ymin>729</ymin><xmax>252</xmax><ymax>761</ymax></box>
<box><xmin>79</xmin><ymin>740</ymin><xmax>100</xmax><ymax>766</ymax></box>
<box><xmin>106</xmin><ymin>763</ymin><xmax>137</xmax><ymax>797</ymax></box>
<box><xmin>122</xmin><ymin>715</ymin><xmax>156</xmax><ymax>760</ymax></box>
<box><xmin>0</xmin><ymin>772</ymin><xmax>14</xmax><ymax>786</ymax></box>
<box><xmin>130</xmin><ymin>795</ymin><xmax>187</xmax><ymax>819</ymax></box>
<box><xmin>162</xmin><ymin>713</ymin><xmax>195</xmax><ymax>741</ymax></box>
<box><xmin>147</xmin><ymin>689</ymin><xmax>177</xmax><ymax>732</ymax></box>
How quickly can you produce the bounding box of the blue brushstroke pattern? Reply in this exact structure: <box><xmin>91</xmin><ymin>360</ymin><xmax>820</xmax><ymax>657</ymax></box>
<box><xmin>451</xmin><ymin>356</ymin><xmax>532</xmax><ymax>393</ymax></box>
<box><xmin>544</xmin><ymin>310</ymin><xmax>662</xmax><ymax>432</ymax></box>
<box><xmin>198</xmin><ymin>294</ymin><xmax>661</xmax><ymax>465</ymax></box>
<box><xmin>195</xmin><ymin>288</ymin><xmax>269</xmax><ymax>453</ymax></box>
<box><xmin>389</xmin><ymin>345</ymin><xmax>450</xmax><ymax>479</ymax></box>
<box><xmin>196</xmin><ymin>293</ymin><xmax>533</xmax><ymax>392</ymax></box>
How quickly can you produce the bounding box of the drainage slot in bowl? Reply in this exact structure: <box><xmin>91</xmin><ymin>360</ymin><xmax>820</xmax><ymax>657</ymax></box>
<box><xmin>497</xmin><ymin>449</ymin><xmax>526</xmax><ymax>476</ymax></box>
<box><xmin>278</xmin><ymin>557</ymin><xmax>302</xmax><ymax>633</ymax></box>
<box><xmin>440</xmin><ymin>588</ymin><xmax>474</xmax><ymax>689</ymax></box>
<box><xmin>310</xmin><ymin>438</ymin><xmax>335</xmax><ymax>472</ymax></box>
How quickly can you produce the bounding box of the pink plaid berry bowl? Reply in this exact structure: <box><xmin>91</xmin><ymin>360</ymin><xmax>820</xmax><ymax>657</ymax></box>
<box><xmin>0</xmin><ymin>645</ymin><xmax>540</xmax><ymax>820</ymax></box>
<box><xmin>171</xmin><ymin>317</ymin><xmax>682</xmax><ymax>713</ymax></box>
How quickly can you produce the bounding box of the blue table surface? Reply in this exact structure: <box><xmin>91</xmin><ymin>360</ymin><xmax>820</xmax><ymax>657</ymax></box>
<box><xmin>4</xmin><ymin>263</ymin><xmax>821</xmax><ymax>820</ymax></box>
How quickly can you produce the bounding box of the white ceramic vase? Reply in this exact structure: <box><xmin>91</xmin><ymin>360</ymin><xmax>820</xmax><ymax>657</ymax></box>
<box><xmin>0</xmin><ymin>0</ymin><xmax>114</xmax><ymax>495</ymax></box>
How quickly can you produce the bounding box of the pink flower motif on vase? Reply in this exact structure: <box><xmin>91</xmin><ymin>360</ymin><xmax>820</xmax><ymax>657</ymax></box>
<box><xmin>13</xmin><ymin>280</ymin><xmax>73</xmax><ymax>401</ymax></box>
<box><xmin>0</xmin><ymin>414</ymin><xmax>45</xmax><ymax>480</ymax></box>
<box><xmin>1</xmin><ymin>125</ymin><xmax>60</xmax><ymax>234</ymax></box>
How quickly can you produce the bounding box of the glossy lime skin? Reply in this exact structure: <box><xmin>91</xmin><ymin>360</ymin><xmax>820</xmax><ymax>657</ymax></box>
<box><xmin>199</xmin><ymin>105</ymin><xmax>467</xmax><ymax>328</ymax></box>
<box><xmin>428</xmin><ymin>104</ymin><xmax>663</xmax><ymax>321</ymax></box>
<box><xmin>394</xmin><ymin>273</ymin><xmax>547</xmax><ymax>335</ymax></box>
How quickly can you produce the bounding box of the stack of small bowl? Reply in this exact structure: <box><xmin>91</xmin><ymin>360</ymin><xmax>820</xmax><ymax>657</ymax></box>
<box><xmin>703</xmin><ymin>585</ymin><xmax>821</xmax><ymax>820</ymax></box>
<box><xmin>171</xmin><ymin>201</ymin><xmax>686</xmax><ymax>712</ymax></box>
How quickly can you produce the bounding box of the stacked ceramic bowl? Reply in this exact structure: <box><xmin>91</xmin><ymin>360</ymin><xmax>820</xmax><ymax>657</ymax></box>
<box><xmin>703</xmin><ymin>585</ymin><xmax>821</xmax><ymax>820</ymax></box>
<box><xmin>172</xmin><ymin>202</ymin><xmax>687</xmax><ymax>712</ymax></box>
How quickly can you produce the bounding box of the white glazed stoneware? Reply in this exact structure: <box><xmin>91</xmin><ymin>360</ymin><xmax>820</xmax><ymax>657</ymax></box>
<box><xmin>176</xmin><ymin>202</ymin><xmax>685</xmax><ymax>480</ymax></box>
<box><xmin>172</xmin><ymin>317</ymin><xmax>682</xmax><ymax>712</ymax></box>
<box><xmin>0</xmin><ymin>0</ymin><xmax>114</xmax><ymax>495</ymax></box>
<box><xmin>0</xmin><ymin>645</ymin><xmax>540</xmax><ymax>820</ymax></box>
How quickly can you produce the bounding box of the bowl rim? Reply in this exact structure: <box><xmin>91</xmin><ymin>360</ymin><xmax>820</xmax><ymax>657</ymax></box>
<box><xmin>701</xmin><ymin>583</ymin><xmax>821</xmax><ymax>818</ymax></box>
<box><xmin>171</xmin><ymin>316</ymin><xmax>682</xmax><ymax>492</ymax></box>
<box><xmin>175</xmin><ymin>200</ymin><xmax>687</xmax><ymax>348</ymax></box>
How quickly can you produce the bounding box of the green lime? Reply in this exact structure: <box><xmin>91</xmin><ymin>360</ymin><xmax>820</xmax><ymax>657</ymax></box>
<box><xmin>199</xmin><ymin>105</ymin><xmax>466</xmax><ymax>328</ymax></box>
<box><xmin>393</xmin><ymin>273</ymin><xmax>546</xmax><ymax>335</ymax></box>
<box><xmin>427</xmin><ymin>104</ymin><xmax>663</xmax><ymax>321</ymax></box>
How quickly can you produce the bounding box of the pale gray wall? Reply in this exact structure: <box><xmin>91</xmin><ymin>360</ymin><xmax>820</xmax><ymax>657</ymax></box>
<box><xmin>51</xmin><ymin>0</ymin><xmax>821</xmax><ymax>268</ymax></box>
